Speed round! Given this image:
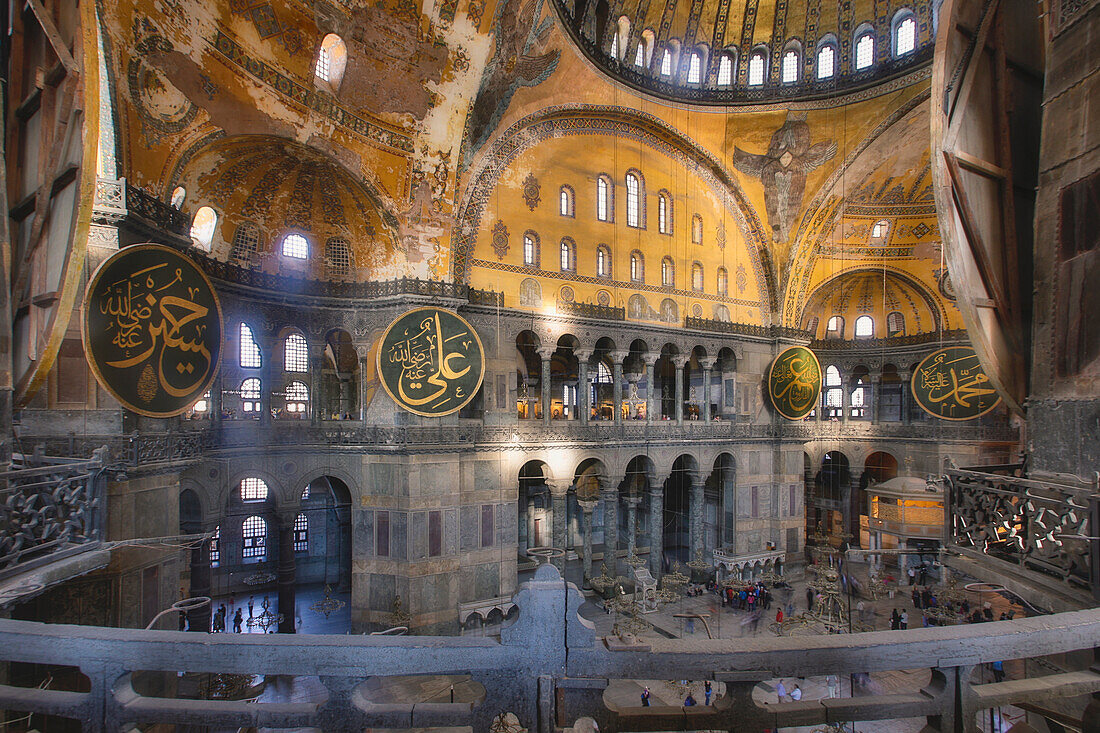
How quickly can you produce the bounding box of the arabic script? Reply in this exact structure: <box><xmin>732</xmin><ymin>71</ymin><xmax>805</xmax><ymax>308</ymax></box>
<box><xmin>913</xmin><ymin>347</ymin><xmax>1000</xmax><ymax>419</ymax></box>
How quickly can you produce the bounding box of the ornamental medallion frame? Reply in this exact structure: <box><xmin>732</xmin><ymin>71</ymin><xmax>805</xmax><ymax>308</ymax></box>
<box><xmin>767</xmin><ymin>346</ymin><xmax>822</xmax><ymax>420</ymax></box>
<box><xmin>82</xmin><ymin>243</ymin><xmax>224</xmax><ymax>418</ymax></box>
<box><xmin>910</xmin><ymin>345</ymin><xmax>1002</xmax><ymax>421</ymax></box>
<box><xmin>376</xmin><ymin>307</ymin><xmax>485</xmax><ymax>417</ymax></box>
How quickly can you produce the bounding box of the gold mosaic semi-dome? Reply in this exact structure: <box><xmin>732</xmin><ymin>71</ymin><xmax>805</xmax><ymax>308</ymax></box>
<box><xmin>172</xmin><ymin>135</ymin><xmax>400</xmax><ymax>281</ymax></box>
<box><xmin>552</xmin><ymin>0</ymin><xmax>934</xmax><ymax>104</ymax></box>
<box><xmin>800</xmin><ymin>268</ymin><xmax>947</xmax><ymax>340</ymax></box>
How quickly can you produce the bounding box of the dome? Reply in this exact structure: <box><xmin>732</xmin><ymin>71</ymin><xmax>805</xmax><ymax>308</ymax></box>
<box><xmin>551</xmin><ymin>0</ymin><xmax>933</xmax><ymax>105</ymax></box>
<box><xmin>172</xmin><ymin>136</ymin><xmax>400</xmax><ymax>281</ymax></box>
<box><xmin>800</xmin><ymin>269</ymin><xmax>943</xmax><ymax>340</ymax></box>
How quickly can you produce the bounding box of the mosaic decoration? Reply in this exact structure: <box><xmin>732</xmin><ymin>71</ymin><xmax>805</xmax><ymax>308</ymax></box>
<box><xmin>284</xmin><ymin>162</ymin><xmax>318</xmax><ymax>229</ymax></box>
<box><xmin>716</xmin><ymin>221</ymin><xmax>726</xmax><ymax>249</ymax></box>
<box><xmin>559</xmin><ymin>286</ymin><xmax>575</xmax><ymax>302</ymax></box>
<box><xmin>376</xmin><ymin>308</ymin><xmax>485</xmax><ymax>417</ymax></box>
<box><xmin>692</xmin><ymin>303</ymin><xmax>703</xmax><ymax>317</ymax></box>
<box><xmin>597</xmin><ymin>290</ymin><xmax>611</xmax><ymax>306</ymax></box>
<box><xmin>732</xmin><ymin>113</ymin><xmax>836</xmax><ymax>243</ymax></box>
<box><xmin>210</xmin><ymin>30</ymin><xmax>413</xmax><ymax>153</ymax></box>
<box><xmin>935</xmin><ymin>267</ymin><xmax>957</xmax><ymax>301</ymax></box>
<box><xmin>767</xmin><ymin>346</ymin><xmax>822</xmax><ymax>420</ymax></box>
<box><xmin>492</xmin><ymin>221</ymin><xmax>510</xmax><ymax>260</ymax></box>
<box><xmin>522</xmin><ymin>172</ymin><xmax>541</xmax><ymax>211</ymax></box>
<box><xmin>82</xmin><ymin>244</ymin><xmax>223</xmax><ymax>418</ymax></box>
<box><xmin>126</xmin><ymin>34</ymin><xmax>197</xmax><ymax>146</ymax></box>
<box><xmin>736</xmin><ymin>264</ymin><xmax>748</xmax><ymax>294</ymax></box>
<box><xmin>911</xmin><ymin>346</ymin><xmax>1001</xmax><ymax>420</ymax></box>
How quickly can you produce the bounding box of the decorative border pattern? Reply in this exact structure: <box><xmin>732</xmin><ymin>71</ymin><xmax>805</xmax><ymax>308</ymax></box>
<box><xmin>208</xmin><ymin>30</ymin><xmax>413</xmax><ymax>154</ymax></box>
<box><xmin>453</xmin><ymin>105</ymin><xmax>774</xmax><ymax>316</ymax></box>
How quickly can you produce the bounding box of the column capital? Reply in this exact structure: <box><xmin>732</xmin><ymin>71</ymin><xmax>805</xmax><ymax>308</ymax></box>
<box><xmin>625</xmin><ymin>494</ymin><xmax>643</xmax><ymax>507</ymax></box>
<box><xmin>671</xmin><ymin>354</ymin><xmax>691</xmax><ymax>368</ymax></box>
<box><xmin>574</xmin><ymin>348</ymin><xmax>594</xmax><ymax>362</ymax></box>
<box><xmin>608</xmin><ymin>350</ymin><xmax>629</xmax><ymax>364</ymax></box>
<box><xmin>578</xmin><ymin>498</ymin><xmax>599</xmax><ymax>512</ymax></box>
<box><xmin>545</xmin><ymin>478</ymin><xmax>572</xmax><ymax>496</ymax></box>
<box><xmin>536</xmin><ymin>345</ymin><xmax>557</xmax><ymax>360</ymax></box>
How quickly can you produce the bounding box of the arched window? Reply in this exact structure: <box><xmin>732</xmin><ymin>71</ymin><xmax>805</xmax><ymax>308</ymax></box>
<box><xmin>615</xmin><ymin>17</ymin><xmax>631</xmax><ymax>60</ymax></box>
<box><xmin>855</xmin><ymin>315</ymin><xmax>874</xmax><ymax>338</ymax></box>
<box><xmin>687</xmin><ymin>52</ymin><xmax>702</xmax><ymax>83</ymax></box>
<box><xmin>230</xmin><ymin>222</ymin><xmax>261</xmax><ymax>268</ymax></box>
<box><xmin>315</xmin><ymin>33</ymin><xmax>348</xmax><ymax>89</ymax></box>
<box><xmin>781</xmin><ymin>49</ymin><xmax>799</xmax><ymax>83</ymax></box>
<box><xmin>895</xmin><ymin>15</ymin><xmax>917</xmax><ymax>56</ymax></box>
<box><xmin>240</xmin><ymin>477</ymin><xmax>269</xmax><ymax>502</ymax></box>
<box><xmin>887</xmin><ymin>311</ymin><xmax>905</xmax><ymax>336</ymax></box>
<box><xmin>826</xmin><ymin>315</ymin><xmax>844</xmax><ymax>338</ymax></box>
<box><xmin>630</xmin><ymin>251</ymin><xmax>644</xmax><ymax>282</ymax></box>
<box><xmin>325</xmin><ymin>237</ymin><xmax>352</xmax><ymax>277</ymax></box>
<box><xmin>691</xmin><ymin>262</ymin><xmax>704</xmax><ymax>291</ymax></box>
<box><xmin>661</xmin><ymin>256</ymin><xmax>675</xmax><ymax>287</ymax></box>
<box><xmin>855</xmin><ymin>31</ymin><xmax>875</xmax><ymax>70</ymax></box>
<box><xmin>817</xmin><ymin>43</ymin><xmax>836</xmax><ymax>79</ymax></box>
<box><xmin>239</xmin><ymin>323</ymin><xmax>261</xmax><ymax>368</ymax></box>
<box><xmin>595</xmin><ymin>361</ymin><xmax>613</xmax><ymax>383</ymax></box>
<box><xmin>660</xmin><ymin>47</ymin><xmax>673</xmax><ymax>76</ymax></box>
<box><xmin>610</xmin><ymin>32</ymin><xmax>619</xmax><ymax>59</ymax></box>
<box><xmin>170</xmin><ymin>186</ymin><xmax>186</xmax><ymax>209</ymax></box>
<box><xmin>717</xmin><ymin>267</ymin><xmax>728</xmax><ymax>296</ymax></box>
<box><xmin>596</xmin><ymin>245</ymin><xmax>612</xmax><ymax>278</ymax></box>
<box><xmin>871</xmin><ymin>219</ymin><xmax>889</xmax><ymax>239</ymax></box>
<box><xmin>523</xmin><ymin>232</ymin><xmax>539</xmax><ymax>267</ymax></box>
<box><xmin>241</xmin><ymin>516</ymin><xmax>267</xmax><ymax>560</ymax></box>
<box><xmin>559</xmin><ymin>185</ymin><xmax>574</xmax><ymax>217</ymax></box>
<box><xmin>625</xmin><ymin>171</ymin><xmax>643</xmax><ymax>228</ymax></box>
<box><xmin>286</xmin><ymin>380</ymin><xmax>309</xmax><ymax>413</ymax></box>
<box><xmin>190</xmin><ymin>206</ymin><xmax>217</xmax><ymax>250</ymax></box>
<box><xmin>717</xmin><ymin>53</ymin><xmax>734</xmax><ymax>85</ymax></box>
<box><xmin>851</xmin><ymin>374</ymin><xmax>868</xmax><ymax>417</ymax></box>
<box><xmin>658</xmin><ymin>191</ymin><xmax>672</xmax><ymax>234</ymax></box>
<box><xmin>294</xmin><ymin>513</ymin><xmax>309</xmax><ymax>552</ymax></box>
<box><xmin>634</xmin><ymin>40</ymin><xmax>646</xmax><ymax>67</ymax></box>
<box><xmin>282</xmin><ymin>232</ymin><xmax>309</xmax><ymax>259</ymax></box>
<box><xmin>748</xmin><ymin>51</ymin><xmax>766</xmax><ymax>86</ymax></box>
<box><xmin>596</xmin><ymin>175</ymin><xmax>613</xmax><ymax>221</ymax></box>
<box><xmin>691</xmin><ymin>214</ymin><xmax>703</xmax><ymax>244</ymax></box>
<box><xmin>559</xmin><ymin>238</ymin><xmax>575</xmax><ymax>271</ymax></box>
<box><xmin>191</xmin><ymin>390</ymin><xmax>210</xmax><ymax>415</ymax></box>
<box><xmin>824</xmin><ymin>365</ymin><xmax>843</xmax><ymax>417</ymax></box>
<box><xmin>240</xmin><ymin>378</ymin><xmax>262</xmax><ymax>412</ymax></box>
<box><xmin>209</xmin><ymin>525</ymin><xmax>220</xmax><ymax>566</ymax></box>
<box><xmin>284</xmin><ymin>333</ymin><xmax>308</xmax><ymax>372</ymax></box>
<box><xmin>292</xmin><ymin>510</ymin><xmax>310</xmax><ymax>550</ymax></box>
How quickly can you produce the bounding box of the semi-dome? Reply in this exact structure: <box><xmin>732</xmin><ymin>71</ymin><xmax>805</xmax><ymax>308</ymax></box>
<box><xmin>800</xmin><ymin>269</ymin><xmax>944</xmax><ymax>339</ymax></box>
<box><xmin>552</xmin><ymin>0</ymin><xmax>934</xmax><ymax>105</ymax></box>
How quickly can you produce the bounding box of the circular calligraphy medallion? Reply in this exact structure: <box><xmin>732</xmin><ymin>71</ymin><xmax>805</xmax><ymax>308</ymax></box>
<box><xmin>911</xmin><ymin>346</ymin><xmax>1001</xmax><ymax>421</ymax></box>
<box><xmin>376</xmin><ymin>307</ymin><xmax>485</xmax><ymax>417</ymax></box>
<box><xmin>82</xmin><ymin>244</ymin><xmax>223</xmax><ymax>418</ymax></box>
<box><xmin>766</xmin><ymin>346</ymin><xmax>822</xmax><ymax>420</ymax></box>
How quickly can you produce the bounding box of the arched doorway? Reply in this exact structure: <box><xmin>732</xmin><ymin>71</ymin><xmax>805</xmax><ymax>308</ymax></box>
<box><xmin>816</xmin><ymin>452</ymin><xmax>851</xmax><ymax>545</ymax></box>
<box><xmin>663</xmin><ymin>455</ymin><xmax>699</xmax><ymax>566</ymax></box>
<box><xmin>518</xmin><ymin>461</ymin><xmax>552</xmax><ymax>557</ymax></box>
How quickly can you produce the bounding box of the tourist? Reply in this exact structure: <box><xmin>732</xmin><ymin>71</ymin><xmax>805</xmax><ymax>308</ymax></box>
<box><xmin>704</xmin><ymin>680</ymin><xmax>712</xmax><ymax>705</ymax></box>
<box><xmin>826</xmin><ymin>675</ymin><xmax>839</xmax><ymax>699</ymax></box>
<box><xmin>775</xmin><ymin>679</ymin><xmax>788</xmax><ymax>702</ymax></box>
<box><xmin>684</xmin><ymin>692</ymin><xmax>696</xmax><ymax>706</ymax></box>
<box><xmin>790</xmin><ymin>685</ymin><xmax>802</xmax><ymax>701</ymax></box>
<box><xmin>248</xmin><ymin>596</ymin><xmax>254</xmax><ymax>619</ymax></box>
<box><xmin>776</xmin><ymin>608</ymin><xmax>783</xmax><ymax>624</ymax></box>
<box><xmin>890</xmin><ymin>609</ymin><xmax>900</xmax><ymax>630</ymax></box>
<box><xmin>641</xmin><ymin>686</ymin><xmax>650</xmax><ymax>706</ymax></box>
<box><xmin>900</xmin><ymin>610</ymin><xmax>908</xmax><ymax>629</ymax></box>
<box><xmin>992</xmin><ymin>660</ymin><xmax>1005</xmax><ymax>682</ymax></box>
<box><xmin>806</xmin><ymin>587</ymin><xmax>814</xmax><ymax>610</ymax></box>
<box><xmin>907</xmin><ymin>567</ymin><xmax>916</xmax><ymax>585</ymax></box>
<box><xmin>232</xmin><ymin>608</ymin><xmax>243</xmax><ymax>633</ymax></box>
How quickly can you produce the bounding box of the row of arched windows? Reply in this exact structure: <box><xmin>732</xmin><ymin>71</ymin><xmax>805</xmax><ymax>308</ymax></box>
<box><xmin>519</xmin><ymin>235</ymin><xmax>730</xmax><ymax>294</ymax></box>
<box><xmin>559</xmin><ymin>175</ymin><xmax>711</xmax><ymax>241</ymax></box>
<box><xmin>608</xmin><ymin>13</ymin><xmax>918</xmax><ymax>87</ymax></box>
<box><xmin>814</xmin><ymin>313</ymin><xmax>906</xmax><ymax>340</ymax></box>
<box><xmin>210</xmin><ymin>479</ymin><xmax>315</xmax><ymax>565</ymax></box>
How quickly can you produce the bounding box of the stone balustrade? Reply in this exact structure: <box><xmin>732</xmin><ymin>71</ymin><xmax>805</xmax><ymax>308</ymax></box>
<box><xmin>0</xmin><ymin>564</ymin><xmax>1097</xmax><ymax>732</ymax></box>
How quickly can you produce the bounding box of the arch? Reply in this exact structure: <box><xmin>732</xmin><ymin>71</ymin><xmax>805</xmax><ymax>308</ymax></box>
<box><xmin>685</xmin><ymin>49</ymin><xmax>704</xmax><ymax>84</ymax></box>
<box><xmin>454</xmin><ymin>106</ymin><xmax>776</xmax><ymax>314</ymax></box>
<box><xmin>626</xmin><ymin>294</ymin><xmax>650</xmax><ymax>320</ymax></box>
<box><xmin>229</xmin><ymin>221</ymin><xmax>261</xmax><ymax>268</ymax></box>
<box><xmin>716</xmin><ymin>49</ymin><xmax>737</xmax><ymax>86</ymax></box>
<box><xmin>596</xmin><ymin>174</ymin><xmax>614</xmax><ymax>222</ymax></box>
<box><xmin>190</xmin><ymin>206</ymin><xmax>217</xmax><ymax>250</ymax></box>
<box><xmin>800</xmin><ymin>267</ymin><xmax>948</xmax><ymax>334</ymax></box>
<box><xmin>294</xmin><ymin>469</ymin><xmax>361</xmax><ymax>505</ymax></box>
<box><xmin>315</xmin><ymin>33</ymin><xmax>348</xmax><ymax>90</ymax></box>
<box><xmin>781</xmin><ymin>41</ymin><xmax>802</xmax><ymax>83</ymax></box>
<box><xmin>887</xmin><ymin>311</ymin><xmax>905</xmax><ymax>336</ymax></box>
<box><xmin>169</xmin><ymin>186</ymin><xmax>186</xmax><ymax>209</ymax></box>
<box><xmin>659</xmin><ymin>298</ymin><xmax>678</xmax><ymax>323</ymax></box>
<box><xmin>559</xmin><ymin>237</ymin><xmax>576</xmax><ymax>272</ymax></box>
<box><xmin>596</xmin><ymin>244</ymin><xmax>612</xmax><ymax>278</ymax></box>
<box><xmin>747</xmin><ymin>47</ymin><xmax>768</xmax><ymax>86</ymax></box>
<box><xmin>239</xmin><ymin>377</ymin><xmax>262</xmax><ymax>414</ymax></box>
<box><xmin>630</xmin><ymin>250</ymin><xmax>645</xmax><ymax>282</ymax></box>
<box><xmin>661</xmin><ymin>256</ymin><xmax>675</xmax><ymax>287</ymax></box>
<box><xmin>717</xmin><ymin>266</ymin><xmax>729</xmax><ymax>296</ymax></box>
<box><xmin>239</xmin><ymin>476</ymin><xmax>271</xmax><ymax>503</ymax></box>
<box><xmin>522</xmin><ymin>230</ymin><xmax>540</xmax><ymax>267</ymax></box>
<box><xmin>241</xmin><ymin>515</ymin><xmax>268</xmax><ymax>560</ymax></box>
<box><xmin>281</xmin><ymin>231</ymin><xmax>310</xmax><ymax>259</ymax></box>
<box><xmin>863</xmin><ymin>452</ymin><xmax>899</xmax><ymax>483</ymax></box>
<box><xmin>324</xmin><ymin>237</ymin><xmax>353</xmax><ymax>278</ymax></box>
<box><xmin>285</xmin><ymin>380</ymin><xmax>309</xmax><ymax>414</ymax></box>
<box><xmin>559</xmin><ymin>184</ymin><xmax>575</xmax><ymax>217</ymax></box>
<box><xmin>823</xmin><ymin>365</ymin><xmax>843</xmax><ymax>417</ymax></box>
<box><xmin>691</xmin><ymin>213</ymin><xmax>703</xmax><ymax>244</ymax></box>
<box><xmin>854</xmin><ymin>24</ymin><xmax>876</xmax><ymax>70</ymax></box>
<box><xmin>826</xmin><ymin>316</ymin><xmax>844</xmax><ymax>338</ymax></box>
<box><xmin>614</xmin><ymin>16</ymin><xmax>631</xmax><ymax>60</ymax></box>
<box><xmin>871</xmin><ymin>219</ymin><xmax>890</xmax><ymax>240</ymax></box>
<box><xmin>691</xmin><ymin>262</ymin><xmax>704</xmax><ymax>292</ymax></box>
<box><xmin>891</xmin><ymin>9</ymin><xmax>918</xmax><ymax>57</ymax></box>
<box><xmin>283</xmin><ymin>332</ymin><xmax>309</xmax><ymax>373</ymax></box>
<box><xmin>816</xmin><ymin>36</ymin><xmax>838</xmax><ymax>79</ymax></box>
<box><xmin>237</xmin><ymin>323</ymin><xmax>262</xmax><ymax>369</ymax></box>
<box><xmin>625</xmin><ymin>168</ymin><xmax>645</xmax><ymax>228</ymax></box>
<box><xmin>179</xmin><ymin>488</ymin><xmax>202</xmax><ymax>533</ymax></box>
<box><xmin>854</xmin><ymin>315</ymin><xmax>874</xmax><ymax>339</ymax></box>
<box><xmin>657</xmin><ymin>189</ymin><xmax>673</xmax><ymax>234</ymax></box>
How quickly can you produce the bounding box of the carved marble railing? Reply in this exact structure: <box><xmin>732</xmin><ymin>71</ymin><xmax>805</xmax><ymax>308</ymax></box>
<box><xmin>945</xmin><ymin>462</ymin><xmax>1100</xmax><ymax>599</ymax></box>
<box><xmin>17</xmin><ymin>419</ymin><xmax>1020</xmax><ymax>467</ymax></box>
<box><xmin>0</xmin><ymin>564</ymin><xmax>1097</xmax><ymax>732</ymax></box>
<box><xmin>0</xmin><ymin>452</ymin><xmax>108</xmax><ymax>580</ymax></box>
<box><xmin>810</xmin><ymin>329</ymin><xmax>970</xmax><ymax>351</ymax></box>
<box><xmin>684</xmin><ymin>316</ymin><xmax>813</xmax><ymax>340</ymax></box>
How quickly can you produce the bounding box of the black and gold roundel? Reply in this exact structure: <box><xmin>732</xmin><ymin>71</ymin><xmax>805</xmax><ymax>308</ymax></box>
<box><xmin>911</xmin><ymin>346</ymin><xmax>1001</xmax><ymax>420</ymax></box>
<box><xmin>767</xmin><ymin>346</ymin><xmax>822</xmax><ymax>420</ymax></box>
<box><xmin>82</xmin><ymin>244</ymin><xmax>223</xmax><ymax>418</ymax></box>
<box><xmin>376</xmin><ymin>308</ymin><xmax>485</xmax><ymax>417</ymax></box>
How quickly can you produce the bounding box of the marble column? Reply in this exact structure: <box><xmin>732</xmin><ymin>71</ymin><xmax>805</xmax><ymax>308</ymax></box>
<box><xmin>537</xmin><ymin>347</ymin><xmax>555</xmax><ymax>425</ymax></box>
<box><xmin>673</xmin><ymin>356</ymin><xmax>689</xmax><ymax>425</ymax></box>
<box><xmin>548</xmin><ymin>479</ymin><xmax>569</xmax><ymax>570</ymax></box>
<box><xmin>646</xmin><ymin>361</ymin><xmax>656</xmax><ymax>424</ymax></box>
<box><xmin>648</xmin><ymin>485</ymin><xmax>663</xmax><ymax>577</ymax></box>
<box><xmin>601</xmin><ymin>486</ymin><xmax>619</xmax><ymax>572</ymax></box>
<box><xmin>689</xmin><ymin>473</ymin><xmax>705</xmax><ymax>561</ymax></box>
<box><xmin>611</xmin><ymin>351</ymin><xmax>627</xmax><ymax>425</ymax></box>
<box><xmin>259</xmin><ymin>341</ymin><xmax>274</xmax><ymax>427</ymax></box>
<box><xmin>210</xmin><ymin>373</ymin><xmax>223</xmax><ymax>426</ymax></box>
<box><xmin>625</xmin><ymin>494</ymin><xmax>641</xmax><ymax>558</ymax></box>
<box><xmin>187</xmin><ymin>536</ymin><xmax>212</xmax><ymax>633</ymax></box>
<box><xmin>871</xmin><ymin>376</ymin><xmax>882</xmax><ymax>423</ymax></box>
<box><xmin>900</xmin><ymin>370</ymin><xmax>912</xmax><ymax>425</ymax></box>
<box><xmin>276</xmin><ymin>514</ymin><xmax>297</xmax><ymax>633</ymax></box>
<box><xmin>359</xmin><ymin>356</ymin><xmax>370</xmax><ymax>420</ymax></box>
<box><xmin>841</xmin><ymin>377</ymin><xmax>851</xmax><ymax>423</ymax></box>
<box><xmin>701</xmin><ymin>364</ymin><xmax>712</xmax><ymax>422</ymax></box>
<box><xmin>576</xmin><ymin>349</ymin><xmax>593</xmax><ymax>425</ymax></box>
<box><xmin>578</xmin><ymin>499</ymin><xmax>598</xmax><ymax>589</ymax></box>
<box><xmin>310</xmin><ymin>355</ymin><xmax>324</xmax><ymax>426</ymax></box>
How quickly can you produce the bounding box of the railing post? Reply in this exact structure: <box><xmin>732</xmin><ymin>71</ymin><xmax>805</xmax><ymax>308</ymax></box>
<box><xmin>1090</xmin><ymin>494</ymin><xmax>1100</xmax><ymax>602</ymax></box>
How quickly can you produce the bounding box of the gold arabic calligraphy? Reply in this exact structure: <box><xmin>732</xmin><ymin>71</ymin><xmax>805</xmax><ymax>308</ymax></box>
<box><xmin>386</xmin><ymin>312</ymin><xmax>474</xmax><ymax>411</ymax></box>
<box><xmin>917</xmin><ymin>353</ymin><xmax>997</xmax><ymax>411</ymax></box>
<box><xmin>772</xmin><ymin>352</ymin><xmax>821</xmax><ymax>414</ymax></box>
<box><xmin>97</xmin><ymin>261</ymin><xmax>214</xmax><ymax>400</ymax></box>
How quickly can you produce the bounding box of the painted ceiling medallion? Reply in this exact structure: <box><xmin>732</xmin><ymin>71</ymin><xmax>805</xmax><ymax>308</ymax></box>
<box><xmin>492</xmin><ymin>221</ymin><xmax>510</xmax><ymax>260</ymax></box>
<box><xmin>767</xmin><ymin>346</ymin><xmax>822</xmax><ymax>420</ymax></box>
<box><xmin>522</xmin><ymin>172</ymin><xmax>541</xmax><ymax>211</ymax></box>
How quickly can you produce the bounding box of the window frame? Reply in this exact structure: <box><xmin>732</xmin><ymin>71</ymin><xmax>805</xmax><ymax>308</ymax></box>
<box><xmin>596</xmin><ymin>244</ymin><xmax>612</xmax><ymax>278</ymax></box>
<box><xmin>816</xmin><ymin>39</ymin><xmax>838</xmax><ymax>79</ymax></box>
<box><xmin>559</xmin><ymin>237</ymin><xmax>576</xmax><ymax>272</ymax></box>
<box><xmin>241</xmin><ymin>515</ymin><xmax>267</xmax><ymax>560</ymax></box>
<box><xmin>559</xmin><ymin>185</ymin><xmax>575</xmax><ymax>217</ymax></box>
<box><xmin>315</xmin><ymin>33</ymin><xmax>348</xmax><ymax>91</ymax></box>
<box><xmin>523</xmin><ymin>231</ymin><xmax>540</xmax><ymax>267</ymax></box>
<box><xmin>892</xmin><ymin>12</ymin><xmax>918</xmax><ymax>57</ymax></box>
<box><xmin>747</xmin><ymin>49</ymin><xmax>767</xmax><ymax>86</ymax></box>
<box><xmin>294</xmin><ymin>513</ymin><xmax>309</xmax><ymax>553</ymax></box>
<box><xmin>716</xmin><ymin>51</ymin><xmax>736</xmax><ymax>86</ymax></box>
<box><xmin>281</xmin><ymin>232</ymin><xmax>310</xmax><ymax>260</ymax></box>
<box><xmin>630</xmin><ymin>250</ymin><xmax>644</xmax><ymax>283</ymax></box>
<box><xmin>717</xmin><ymin>266</ymin><xmax>728</xmax><ymax>296</ymax></box>
<box><xmin>189</xmin><ymin>206</ymin><xmax>218</xmax><ymax>251</ymax></box>
<box><xmin>283</xmin><ymin>333</ymin><xmax>308</xmax><ymax>373</ymax></box>
<box><xmin>239</xmin><ymin>323</ymin><xmax>262</xmax><ymax>368</ymax></box>
<box><xmin>781</xmin><ymin>47</ymin><xmax>800</xmax><ymax>83</ymax></box>
<box><xmin>661</xmin><ymin>256</ymin><xmax>675</xmax><ymax>288</ymax></box>
<box><xmin>596</xmin><ymin>175</ymin><xmax>614</xmax><ymax>222</ymax></box>
<box><xmin>854</xmin><ymin>315</ymin><xmax>874</xmax><ymax>339</ymax></box>
<box><xmin>625</xmin><ymin>169</ymin><xmax>644</xmax><ymax>228</ymax></box>
<box><xmin>854</xmin><ymin>29</ymin><xmax>875</xmax><ymax>70</ymax></box>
